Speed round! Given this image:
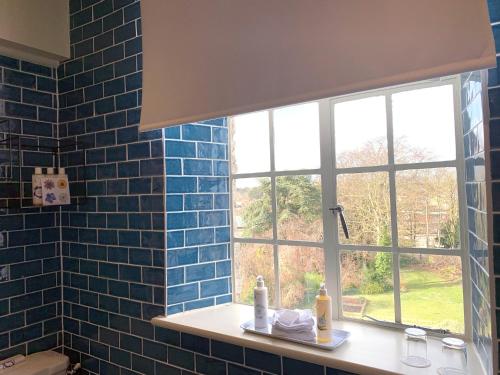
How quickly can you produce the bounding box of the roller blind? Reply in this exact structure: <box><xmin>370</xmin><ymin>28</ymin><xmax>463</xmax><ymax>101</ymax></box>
<box><xmin>139</xmin><ymin>0</ymin><xmax>495</xmax><ymax>131</ymax></box>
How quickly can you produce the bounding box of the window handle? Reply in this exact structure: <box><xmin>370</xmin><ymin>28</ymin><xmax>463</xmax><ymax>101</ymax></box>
<box><xmin>329</xmin><ymin>205</ymin><xmax>349</xmax><ymax>239</ymax></box>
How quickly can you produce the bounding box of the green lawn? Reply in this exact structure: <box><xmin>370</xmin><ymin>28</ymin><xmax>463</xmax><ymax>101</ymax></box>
<box><xmin>344</xmin><ymin>269</ymin><xmax>464</xmax><ymax>333</ymax></box>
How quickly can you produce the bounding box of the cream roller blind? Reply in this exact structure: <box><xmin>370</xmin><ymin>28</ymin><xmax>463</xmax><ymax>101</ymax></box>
<box><xmin>139</xmin><ymin>0</ymin><xmax>495</xmax><ymax>130</ymax></box>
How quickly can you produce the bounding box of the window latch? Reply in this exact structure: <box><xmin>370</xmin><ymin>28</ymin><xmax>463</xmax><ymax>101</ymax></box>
<box><xmin>329</xmin><ymin>205</ymin><xmax>349</xmax><ymax>239</ymax></box>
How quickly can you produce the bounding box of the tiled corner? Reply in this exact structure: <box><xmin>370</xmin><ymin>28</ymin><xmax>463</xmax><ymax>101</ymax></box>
<box><xmin>165</xmin><ymin>119</ymin><xmax>231</xmax><ymax>314</ymax></box>
<box><xmin>0</xmin><ymin>56</ymin><xmax>61</xmax><ymax>359</ymax></box>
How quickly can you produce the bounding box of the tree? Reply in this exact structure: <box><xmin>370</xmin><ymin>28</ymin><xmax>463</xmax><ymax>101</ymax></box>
<box><xmin>242</xmin><ymin>175</ymin><xmax>322</xmax><ymax>241</ymax></box>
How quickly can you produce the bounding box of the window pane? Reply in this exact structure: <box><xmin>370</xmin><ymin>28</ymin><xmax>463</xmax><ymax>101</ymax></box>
<box><xmin>336</xmin><ymin>172</ymin><xmax>391</xmax><ymax>245</ymax></box>
<box><xmin>273</xmin><ymin>102</ymin><xmax>320</xmax><ymax>171</ymax></box>
<box><xmin>396</xmin><ymin>168</ymin><xmax>459</xmax><ymax>249</ymax></box>
<box><xmin>230</xmin><ymin>111</ymin><xmax>270</xmax><ymax>173</ymax></box>
<box><xmin>232</xmin><ymin>178</ymin><xmax>272</xmax><ymax>239</ymax></box>
<box><xmin>334</xmin><ymin>96</ymin><xmax>387</xmax><ymax>168</ymax></box>
<box><xmin>276</xmin><ymin>175</ymin><xmax>323</xmax><ymax>242</ymax></box>
<box><xmin>340</xmin><ymin>251</ymin><xmax>394</xmax><ymax>322</ymax></box>
<box><xmin>392</xmin><ymin>85</ymin><xmax>456</xmax><ymax>163</ymax></box>
<box><xmin>279</xmin><ymin>246</ymin><xmax>325</xmax><ymax>309</ymax></box>
<box><xmin>400</xmin><ymin>254</ymin><xmax>464</xmax><ymax>333</ymax></box>
<box><xmin>234</xmin><ymin>243</ymin><xmax>275</xmax><ymax>306</ymax></box>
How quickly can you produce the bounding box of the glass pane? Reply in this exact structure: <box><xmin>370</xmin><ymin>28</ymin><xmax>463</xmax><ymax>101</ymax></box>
<box><xmin>340</xmin><ymin>251</ymin><xmax>394</xmax><ymax>322</ymax></box>
<box><xmin>336</xmin><ymin>172</ymin><xmax>391</xmax><ymax>245</ymax></box>
<box><xmin>392</xmin><ymin>85</ymin><xmax>456</xmax><ymax>163</ymax></box>
<box><xmin>230</xmin><ymin>111</ymin><xmax>270</xmax><ymax>173</ymax></box>
<box><xmin>396</xmin><ymin>168</ymin><xmax>459</xmax><ymax>249</ymax></box>
<box><xmin>273</xmin><ymin>102</ymin><xmax>320</xmax><ymax>171</ymax></box>
<box><xmin>276</xmin><ymin>175</ymin><xmax>323</xmax><ymax>242</ymax></box>
<box><xmin>400</xmin><ymin>254</ymin><xmax>464</xmax><ymax>333</ymax></box>
<box><xmin>334</xmin><ymin>96</ymin><xmax>388</xmax><ymax>168</ymax></box>
<box><xmin>279</xmin><ymin>246</ymin><xmax>325</xmax><ymax>309</ymax></box>
<box><xmin>232</xmin><ymin>178</ymin><xmax>272</xmax><ymax>239</ymax></box>
<box><xmin>234</xmin><ymin>243</ymin><xmax>275</xmax><ymax>306</ymax></box>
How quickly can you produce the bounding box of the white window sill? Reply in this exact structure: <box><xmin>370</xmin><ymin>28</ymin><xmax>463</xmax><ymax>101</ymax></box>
<box><xmin>151</xmin><ymin>303</ymin><xmax>485</xmax><ymax>375</ymax></box>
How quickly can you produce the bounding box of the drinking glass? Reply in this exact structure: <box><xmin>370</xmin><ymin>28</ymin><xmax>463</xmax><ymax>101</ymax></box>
<box><xmin>401</xmin><ymin>327</ymin><xmax>431</xmax><ymax>368</ymax></box>
<box><xmin>437</xmin><ymin>337</ymin><xmax>467</xmax><ymax>375</ymax></box>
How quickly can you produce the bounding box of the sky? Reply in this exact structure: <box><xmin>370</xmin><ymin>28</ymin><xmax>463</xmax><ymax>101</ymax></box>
<box><xmin>231</xmin><ymin>84</ymin><xmax>456</xmax><ymax>189</ymax></box>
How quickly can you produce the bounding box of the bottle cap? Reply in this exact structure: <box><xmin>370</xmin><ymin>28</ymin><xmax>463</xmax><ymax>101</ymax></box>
<box><xmin>319</xmin><ymin>283</ymin><xmax>327</xmax><ymax>296</ymax></box>
<box><xmin>34</xmin><ymin>167</ymin><xmax>42</xmax><ymax>174</ymax></box>
<box><xmin>256</xmin><ymin>275</ymin><xmax>265</xmax><ymax>288</ymax></box>
<box><xmin>58</xmin><ymin>168</ymin><xmax>65</xmax><ymax>175</ymax></box>
<box><xmin>46</xmin><ymin>168</ymin><xmax>54</xmax><ymax>175</ymax></box>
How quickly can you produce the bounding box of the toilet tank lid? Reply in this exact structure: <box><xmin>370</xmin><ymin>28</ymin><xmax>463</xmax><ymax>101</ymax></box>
<box><xmin>0</xmin><ymin>351</ymin><xmax>68</xmax><ymax>375</ymax></box>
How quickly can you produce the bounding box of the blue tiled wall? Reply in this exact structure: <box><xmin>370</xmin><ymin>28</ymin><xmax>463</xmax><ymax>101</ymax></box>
<box><xmin>0</xmin><ymin>57</ymin><xmax>62</xmax><ymax>359</ymax></box>
<box><xmin>165</xmin><ymin>121</ymin><xmax>231</xmax><ymax>314</ymax></box>
<box><xmin>56</xmin><ymin>1</ymin><xmax>357</xmax><ymax>374</ymax></box>
<box><xmin>9</xmin><ymin>0</ymin><xmax>500</xmax><ymax>374</ymax></box>
<box><xmin>59</xmin><ymin>0</ymin><xmax>166</xmax><ymax>370</ymax></box>
<box><xmin>487</xmin><ymin>1</ymin><xmax>500</xmax><ymax>374</ymax></box>
<box><xmin>461</xmin><ymin>71</ymin><xmax>492</xmax><ymax>373</ymax></box>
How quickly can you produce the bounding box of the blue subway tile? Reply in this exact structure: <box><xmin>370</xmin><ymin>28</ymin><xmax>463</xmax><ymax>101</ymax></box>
<box><xmin>167</xmin><ymin>248</ymin><xmax>198</xmax><ymax>267</ymax></box>
<box><xmin>199</xmin><ymin>244</ymin><xmax>227</xmax><ymax>262</ymax></box>
<box><xmin>245</xmin><ymin>348</ymin><xmax>281</xmax><ymax>374</ymax></box>
<box><xmin>4</xmin><ymin>69</ymin><xmax>36</xmax><ymax>88</ymax></box>
<box><xmin>166</xmin><ymin>231</ymin><xmax>184</xmax><ymax>249</ymax></box>
<box><xmin>114</xmin><ymin>21</ymin><xmax>136</xmax><ymax>43</ymax></box>
<box><xmin>283</xmin><ymin>357</ymin><xmax>324</xmax><ymax>375</ymax></box>
<box><xmin>182</xmin><ymin>124</ymin><xmax>211</xmax><ymax>142</ymax></box>
<box><xmin>118</xmin><ymin>160</ymin><xmax>139</xmax><ymax>178</ymax></box>
<box><xmin>5</xmin><ymin>102</ymin><xmax>37</xmax><ymax>119</ymax></box>
<box><xmin>166</xmin><ymin>177</ymin><xmax>197</xmax><ymax>193</ymax></box>
<box><xmin>167</xmin><ymin>284</ymin><xmax>198</xmax><ymax>304</ymax></box>
<box><xmin>110</xmin><ymin>347</ymin><xmax>131</xmax><ymax>368</ymax></box>
<box><xmin>95</xmin><ymin>30</ymin><xmax>114</xmax><ymax>51</ymax></box>
<box><xmin>167</xmin><ymin>212</ymin><xmax>197</xmax><ymax>230</ymax></box>
<box><xmin>200</xmin><ymin>278</ymin><xmax>228</xmax><ymax>298</ymax></box>
<box><xmin>0</xmin><ymin>84</ymin><xmax>21</xmax><ymax>101</ymax></box>
<box><xmin>140</xmin><ymin>158</ymin><xmax>163</xmax><ymax>176</ymax></box>
<box><xmin>168</xmin><ymin>347</ymin><xmax>194</xmax><ymax>370</ymax></box>
<box><xmin>118</xmin><ymin>231</ymin><xmax>141</xmax><ymax>246</ymax></box>
<box><xmin>115</xmin><ymin>56</ymin><xmax>136</xmax><ymax>77</ymax></box>
<box><xmin>130</xmin><ymin>283</ymin><xmax>152</xmax><ymax>302</ymax></box>
<box><xmin>198</xmin><ymin>142</ymin><xmax>226</xmax><ymax>159</ymax></box>
<box><xmin>166</xmin><ymin>140</ymin><xmax>196</xmax><ymax>157</ymax></box>
<box><xmin>199</xmin><ymin>211</ymin><xmax>227</xmax><ymax>227</ymax></box>
<box><xmin>186</xmin><ymin>263</ymin><xmax>215</xmax><ymax>283</ymax></box>
<box><xmin>186</xmin><ymin>228</ymin><xmax>214</xmax><ymax>246</ymax></box>
<box><xmin>128</xmin><ymin>142</ymin><xmax>150</xmax><ymax>159</ymax></box>
<box><xmin>184</xmin><ymin>159</ymin><xmax>212</xmax><ymax>176</ymax></box>
<box><xmin>116</xmin><ymin>91</ymin><xmax>137</xmax><ymax>110</ymax></box>
<box><xmin>167</xmin><ymin>267</ymin><xmax>184</xmax><ymax>286</ymax></box>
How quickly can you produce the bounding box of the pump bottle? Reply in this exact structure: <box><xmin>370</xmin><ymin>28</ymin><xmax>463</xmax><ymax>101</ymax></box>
<box><xmin>254</xmin><ymin>275</ymin><xmax>268</xmax><ymax>329</ymax></box>
<box><xmin>316</xmin><ymin>283</ymin><xmax>332</xmax><ymax>331</ymax></box>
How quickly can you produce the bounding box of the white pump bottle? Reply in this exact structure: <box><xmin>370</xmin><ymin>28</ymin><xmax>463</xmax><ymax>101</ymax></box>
<box><xmin>254</xmin><ymin>275</ymin><xmax>268</xmax><ymax>328</ymax></box>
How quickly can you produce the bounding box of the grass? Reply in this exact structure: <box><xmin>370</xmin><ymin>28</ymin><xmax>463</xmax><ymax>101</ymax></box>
<box><xmin>344</xmin><ymin>269</ymin><xmax>464</xmax><ymax>333</ymax></box>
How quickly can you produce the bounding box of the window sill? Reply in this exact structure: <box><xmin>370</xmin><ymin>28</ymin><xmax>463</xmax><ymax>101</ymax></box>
<box><xmin>152</xmin><ymin>303</ymin><xmax>484</xmax><ymax>375</ymax></box>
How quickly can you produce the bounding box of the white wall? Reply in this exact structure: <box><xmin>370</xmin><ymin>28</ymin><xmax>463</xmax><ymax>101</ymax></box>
<box><xmin>0</xmin><ymin>0</ymin><xmax>70</xmax><ymax>67</ymax></box>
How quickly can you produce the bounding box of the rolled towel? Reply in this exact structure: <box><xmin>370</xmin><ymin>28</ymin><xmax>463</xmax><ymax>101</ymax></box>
<box><xmin>272</xmin><ymin>309</ymin><xmax>314</xmax><ymax>332</ymax></box>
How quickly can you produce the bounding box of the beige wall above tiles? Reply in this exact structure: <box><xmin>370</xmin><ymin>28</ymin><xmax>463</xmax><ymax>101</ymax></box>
<box><xmin>0</xmin><ymin>0</ymin><xmax>70</xmax><ymax>67</ymax></box>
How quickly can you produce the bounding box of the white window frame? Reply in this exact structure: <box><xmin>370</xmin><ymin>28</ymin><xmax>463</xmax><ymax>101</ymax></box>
<box><xmin>229</xmin><ymin>76</ymin><xmax>470</xmax><ymax>337</ymax></box>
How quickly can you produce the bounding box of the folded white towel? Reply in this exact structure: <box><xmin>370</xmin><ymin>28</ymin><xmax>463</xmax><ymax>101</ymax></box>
<box><xmin>271</xmin><ymin>326</ymin><xmax>317</xmax><ymax>342</ymax></box>
<box><xmin>272</xmin><ymin>309</ymin><xmax>315</xmax><ymax>332</ymax></box>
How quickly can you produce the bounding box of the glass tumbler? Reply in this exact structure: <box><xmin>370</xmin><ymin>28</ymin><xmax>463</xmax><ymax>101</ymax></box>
<box><xmin>401</xmin><ymin>327</ymin><xmax>431</xmax><ymax>368</ymax></box>
<box><xmin>437</xmin><ymin>337</ymin><xmax>467</xmax><ymax>375</ymax></box>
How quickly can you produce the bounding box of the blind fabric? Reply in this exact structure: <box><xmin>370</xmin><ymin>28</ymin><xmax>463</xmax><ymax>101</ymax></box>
<box><xmin>139</xmin><ymin>0</ymin><xmax>495</xmax><ymax>131</ymax></box>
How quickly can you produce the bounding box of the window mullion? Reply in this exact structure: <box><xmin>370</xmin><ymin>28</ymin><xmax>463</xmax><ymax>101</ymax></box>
<box><xmin>268</xmin><ymin>110</ymin><xmax>280</xmax><ymax>308</ymax></box>
<box><xmin>386</xmin><ymin>93</ymin><xmax>402</xmax><ymax>324</ymax></box>
<box><xmin>319</xmin><ymin>99</ymin><xmax>341</xmax><ymax>319</ymax></box>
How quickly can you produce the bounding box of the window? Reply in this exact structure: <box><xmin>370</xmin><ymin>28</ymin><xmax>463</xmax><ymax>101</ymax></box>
<box><xmin>230</xmin><ymin>78</ymin><xmax>467</xmax><ymax>334</ymax></box>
